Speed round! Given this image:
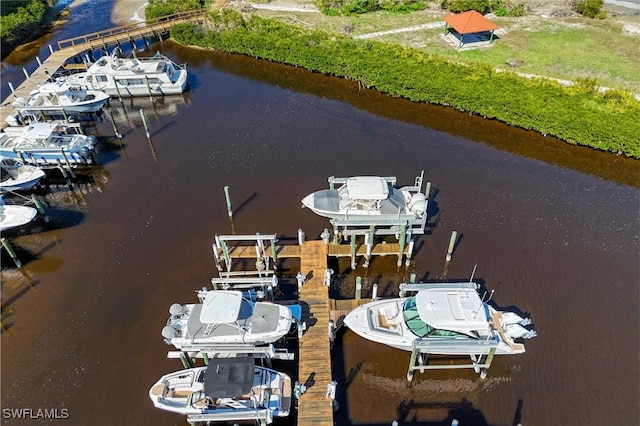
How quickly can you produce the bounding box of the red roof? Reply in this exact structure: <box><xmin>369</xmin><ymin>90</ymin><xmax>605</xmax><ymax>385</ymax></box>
<box><xmin>444</xmin><ymin>10</ymin><xmax>499</xmax><ymax>34</ymax></box>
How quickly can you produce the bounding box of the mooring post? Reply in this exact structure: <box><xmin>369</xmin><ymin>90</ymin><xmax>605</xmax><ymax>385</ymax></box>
<box><xmin>446</xmin><ymin>230</ymin><xmax>457</xmax><ymax>262</ymax></box>
<box><xmin>108</xmin><ymin>109</ymin><xmax>122</xmax><ymax>139</ymax></box>
<box><xmin>323</xmin><ymin>268</ymin><xmax>333</xmax><ymax>287</ymax></box>
<box><xmin>350</xmin><ymin>234</ymin><xmax>356</xmax><ymax>270</ymax></box>
<box><xmin>179</xmin><ymin>352</ymin><xmax>192</xmax><ymax>369</ymax></box>
<box><xmin>139</xmin><ymin>109</ymin><xmax>151</xmax><ymax>140</ymax></box>
<box><xmin>297</xmin><ymin>229</ymin><xmax>305</xmax><ymax>245</ymax></box>
<box><xmin>202</xmin><ymin>352</ymin><xmax>210</xmax><ymax>366</ymax></box>
<box><xmin>405</xmin><ymin>237</ymin><xmax>415</xmax><ymax>266</ymax></box>
<box><xmin>296</xmin><ymin>272</ymin><xmax>306</xmax><ymax>291</ymax></box>
<box><xmin>397</xmin><ymin>224</ymin><xmax>407</xmax><ymax>267</ymax></box>
<box><xmin>270</xmin><ymin>238</ymin><xmax>277</xmax><ymax>265</ymax></box>
<box><xmin>320</xmin><ymin>228</ymin><xmax>331</xmax><ymax>244</ymax></box>
<box><xmin>363</xmin><ymin>232</ymin><xmax>371</xmax><ymax>268</ymax></box>
<box><xmin>211</xmin><ymin>242</ymin><xmax>222</xmax><ymax>270</ymax></box>
<box><xmin>36</xmin><ymin>56</ymin><xmax>42</xmax><ymax>66</ymax></box>
<box><xmin>355</xmin><ymin>276</ymin><xmax>362</xmax><ymax>300</ymax></box>
<box><xmin>48</xmin><ymin>44</ymin><xmax>54</xmax><ymax>54</ymax></box>
<box><xmin>56</xmin><ymin>159</ymin><xmax>72</xmax><ymax>187</ymax></box>
<box><xmin>31</xmin><ymin>195</ymin><xmax>49</xmax><ymax>223</ymax></box>
<box><xmin>407</xmin><ymin>346</ymin><xmax>420</xmax><ymax>381</ymax></box>
<box><xmin>22</xmin><ymin>68</ymin><xmax>29</xmax><ymax>79</ymax></box>
<box><xmin>144</xmin><ymin>76</ymin><xmax>153</xmax><ymax>102</ymax></box>
<box><xmin>60</xmin><ymin>149</ymin><xmax>76</xmax><ymax>179</ymax></box>
<box><xmin>223</xmin><ymin>186</ymin><xmax>233</xmax><ymax>218</ymax></box>
<box><xmin>410</xmin><ymin>273</ymin><xmax>417</xmax><ymax>284</ymax></box>
<box><xmin>1</xmin><ymin>238</ymin><xmax>22</xmax><ymax>268</ymax></box>
<box><xmin>328</xmin><ymin>320</ymin><xmax>336</xmax><ymax>346</ymax></box>
<box><xmin>112</xmin><ymin>75</ymin><xmax>123</xmax><ymax>103</ymax></box>
<box><xmin>372</xmin><ymin>283</ymin><xmax>378</xmax><ymax>301</ymax></box>
<box><xmin>8</xmin><ymin>82</ymin><xmax>15</xmax><ymax>94</ymax></box>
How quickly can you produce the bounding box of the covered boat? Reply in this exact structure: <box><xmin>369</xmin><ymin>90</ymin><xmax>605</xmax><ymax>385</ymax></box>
<box><xmin>162</xmin><ymin>290</ymin><xmax>294</xmax><ymax>350</ymax></box>
<box><xmin>0</xmin><ymin>122</ymin><xmax>97</xmax><ymax>167</ymax></box>
<box><xmin>149</xmin><ymin>356</ymin><xmax>291</xmax><ymax>424</ymax></box>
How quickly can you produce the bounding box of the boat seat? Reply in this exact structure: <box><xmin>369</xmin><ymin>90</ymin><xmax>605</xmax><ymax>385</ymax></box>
<box><xmin>150</xmin><ymin>384</ymin><xmax>165</xmax><ymax>396</ymax></box>
<box><xmin>378</xmin><ymin>313</ymin><xmax>399</xmax><ymax>331</ymax></box>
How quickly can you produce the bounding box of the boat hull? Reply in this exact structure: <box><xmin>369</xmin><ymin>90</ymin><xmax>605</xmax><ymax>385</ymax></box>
<box><xmin>0</xmin><ymin>204</ymin><xmax>38</xmax><ymax>231</ymax></box>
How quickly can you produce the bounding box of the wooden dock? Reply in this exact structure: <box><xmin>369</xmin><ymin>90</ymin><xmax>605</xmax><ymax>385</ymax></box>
<box><xmin>297</xmin><ymin>240</ymin><xmax>333</xmax><ymax>426</ymax></box>
<box><xmin>0</xmin><ymin>10</ymin><xmax>205</xmax><ymax>126</ymax></box>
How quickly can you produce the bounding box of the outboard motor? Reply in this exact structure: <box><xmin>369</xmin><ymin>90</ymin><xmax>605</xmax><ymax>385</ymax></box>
<box><xmin>408</xmin><ymin>193</ymin><xmax>427</xmax><ymax>216</ymax></box>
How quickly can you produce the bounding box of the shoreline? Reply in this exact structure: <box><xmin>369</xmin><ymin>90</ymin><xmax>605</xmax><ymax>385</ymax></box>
<box><xmin>110</xmin><ymin>0</ymin><xmax>148</xmax><ymax>25</ymax></box>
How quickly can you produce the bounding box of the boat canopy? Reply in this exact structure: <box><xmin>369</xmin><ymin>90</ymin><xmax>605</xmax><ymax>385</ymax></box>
<box><xmin>346</xmin><ymin>177</ymin><xmax>389</xmax><ymax>200</ymax></box>
<box><xmin>200</xmin><ymin>291</ymin><xmax>252</xmax><ymax>324</ymax></box>
<box><xmin>21</xmin><ymin>123</ymin><xmax>59</xmax><ymax>139</ymax></box>
<box><xmin>203</xmin><ymin>357</ymin><xmax>254</xmax><ymax>399</ymax></box>
<box><xmin>414</xmin><ymin>288</ymin><xmax>490</xmax><ymax>334</ymax></box>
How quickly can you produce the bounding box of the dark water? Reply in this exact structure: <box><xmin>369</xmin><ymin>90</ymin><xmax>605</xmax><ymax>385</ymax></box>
<box><xmin>1</xmin><ymin>3</ymin><xmax>639</xmax><ymax>426</ymax></box>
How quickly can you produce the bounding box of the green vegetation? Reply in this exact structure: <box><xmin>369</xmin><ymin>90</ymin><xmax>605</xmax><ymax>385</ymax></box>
<box><xmin>315</xmin><ymin>0</ymin><xmax>428</xmax><ymax>16</ymax></box>
<box><xmin>145</xmin><ymin>0</ymin><xmax>210</xmax><ymax>20</ymax></box>
<box><xmin>170</xmin><ymin>9</ymin><xmax>640</xmax><ymax>158</ymax></box>
<box><xmin>575</xmin><ymin>0</ymin><xmax>607</xmax><ymax>18</ymax></box>
<box><xmin>0</xmin><ymin>0</ymin><xmax>55</xmax><ymax>56</ymax></box>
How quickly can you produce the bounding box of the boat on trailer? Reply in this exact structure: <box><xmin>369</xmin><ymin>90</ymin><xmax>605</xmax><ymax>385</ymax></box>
<box><xmin>301</xmin><ymin>173</ymin><xmax>428</xmax><ymax>224</ymax></box>
<box><xmin>149</xmin><ymin>356</ymin><xmax>291</xmax><ymax>424</ymax></box>
<box><xmin>52</xmin><ymin>49</ymin><xmax>188</xmax><ymax>97</ymax></box>
<box><xmin>344</xmin><ymin>281</ymin><xmax>536</xmax><ymax>355</ymax></box>
<box><xmin>161</xmin><ymin>290</ymin><xmax>295</xmax><ymax>350</ymax></box>
<box><xmin>0</xmin><ymin>122</ymin><xmax>97</xmax><ymax>168</ymax></box>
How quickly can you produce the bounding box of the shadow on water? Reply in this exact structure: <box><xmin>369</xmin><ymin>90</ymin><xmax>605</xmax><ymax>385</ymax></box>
<box><xmin>180</xmin><ymin>48</ymin><xmax>639</xmax><ymax>187</ymax></box>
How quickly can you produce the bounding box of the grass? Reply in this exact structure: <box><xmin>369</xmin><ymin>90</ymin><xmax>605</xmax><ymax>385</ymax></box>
<box><xmin>251</xmin><ymin>7</ymin><xmax>640</xmax><ymax>93</ymax></box>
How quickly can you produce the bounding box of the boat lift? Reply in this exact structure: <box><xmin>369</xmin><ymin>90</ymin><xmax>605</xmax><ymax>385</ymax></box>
<box><xmin>168</xmin><ymin>342</ymin><xmax>295</xmax><ymax>370</ymax></box>
<box><xmin>323</xmin><ymin>172</ymin><xmax>430</xmax><ymax>268</ymax></box>
<box><xmin>212</xmin><ymin>233</ymin><xmax>278</xmax><ymax>273</ymax></box>
<box><xmin>398</xmin><ymin>281</ymin><xmax>499</xmax><ymax>381</ymax></box>
<box><xmin>210</xmin><ymin>276</ymin><xmax>279</xmax><ymax>301</ymax></box>
<box><xmin>186</xmin><ymin>409</ymin><xmax>272</xmax><ymax>426</ymax></box>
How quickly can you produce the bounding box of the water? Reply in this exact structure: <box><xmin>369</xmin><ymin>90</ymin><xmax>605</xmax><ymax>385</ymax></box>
<box><xmin>1</xmin><ymin>4</ymin><xmax>639</xmax><ymax>426</ymax></box>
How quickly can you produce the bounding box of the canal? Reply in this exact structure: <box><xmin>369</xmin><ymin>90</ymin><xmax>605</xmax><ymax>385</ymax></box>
<box><xmin>1</xmin><ymin>2</ymin><xmax>638</xmax><ymax>425</ymax></box>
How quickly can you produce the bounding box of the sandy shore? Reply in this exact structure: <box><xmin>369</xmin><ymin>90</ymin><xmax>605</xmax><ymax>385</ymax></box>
<box><xmin>111</xmin><ymin>0</ymin><xmax>148</xmax><ymax>25</ymax></box>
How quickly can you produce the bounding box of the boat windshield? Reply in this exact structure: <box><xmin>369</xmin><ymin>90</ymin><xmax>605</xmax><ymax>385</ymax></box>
<box><xmin>402</xmin><ymin>296</ymin><xmax>468</xmax><ymax>338</ymax></box>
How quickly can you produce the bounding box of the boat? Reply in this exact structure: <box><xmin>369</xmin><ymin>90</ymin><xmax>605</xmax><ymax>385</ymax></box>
<box><xmin>301</xmin><ymin>173</ymin><xmax>428</xmax><ymax>224</ymax></box>
<box><xmin>11</xmin><ymin>84</ymin><xmax>110</xmax><ymax>117</ymax></box>
<box><xmin>161</xmin><ymin>290</ymin><xmax>295</xmax><ymax>350</ymax></box>
<box><xmin>0</xmin><ymin>122</ymin><xmax>97</xmax><ymax>167</ymax></box>
<box><xmin>343</xmin><ymin>282</ymin><xmax>536</xmax><ymax>355</ymax></box>
<box><xmin>0</xmin><ymin>200</ymin><xmax>38</xmax><ymax>232</ymax></box>
<box><xmin>149</xmin><ymin>356</ymin><xmax>291</xmax><ymax>424</ymax></box>
<box><xmin>0</xmin><ymin>158</ymin><xmax>46</xmax><ymax>192</ymax></box>
<box><xmin>52</xmin><ymin>49</ymin><xmax>188</xmax><ymax>97</ymax></box>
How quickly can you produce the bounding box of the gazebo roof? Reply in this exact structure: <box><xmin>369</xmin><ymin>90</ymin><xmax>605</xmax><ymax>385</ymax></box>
<box><xmin>444</xmin><ymin>10</ymin><xmax>499</xmax><ymax>35</ymax></box>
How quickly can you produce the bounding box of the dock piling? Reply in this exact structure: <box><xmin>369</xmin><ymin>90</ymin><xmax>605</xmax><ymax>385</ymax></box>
<box><xmin>1</xmin><ymin>238</ymin><xmax>22</xmax><ymax>268</ymax></box>
<box><xmin>446</xmin><ymin>230</ymin><xmax>457</xmax><ymax>262</ymax></box>
<box><xmin>223</xmin><ymin>186</ymin><xmax>233</xmax><ymax>217</ymax></box>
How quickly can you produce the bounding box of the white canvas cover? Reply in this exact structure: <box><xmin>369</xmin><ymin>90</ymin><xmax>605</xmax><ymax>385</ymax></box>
<box><xmin>346</xmin><ymin>177</ymin><xmax>389</xmax><ymax>200</ymax></box>
<box><xmin>199</xmin><ymin>291</ymin><xmax>243</xmax><ymax>323</ymax></box>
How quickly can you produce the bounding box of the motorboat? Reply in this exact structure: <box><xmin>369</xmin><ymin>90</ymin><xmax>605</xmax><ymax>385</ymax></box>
<box><xmin>11</xmin><ymin>85</ymin><xmax>110</xmax><ymax>116</ymax></box>
<box><xmin>0</xmin><ymin>200</ymin><xmax>38</xmax><ymax>232</ymax></box>
<box><xmin>149</xmin><ymin>356</ymin><xmax>291</xmax><ymax>424</ymax></box>
<box><xmin>301</xmin><ymin>173</ymin><xmax>428</xmax><ymax>224</ymax></box>
<box><xmin>0</xmin><ymin>158</ymin><xmax>46</xmax><ymax>192</ymax></box>
<box><xmin>0</xmin><ymin>122</ymin><xmax>97</xmax><ymax>167</ymax></box>
<box><xmin>161</xmin><ymin>290</ymin><xmax>295</xmax><ymax>350</ymax></box>
<box><xmin>343</xmin><ymin>282</ymin><xmax>536</xmax><ymax>355</ymax></box>
<box><xmin>53</xmin><ymin>49</ymin><xmax>188</xmax><ymax>97</ymax></box>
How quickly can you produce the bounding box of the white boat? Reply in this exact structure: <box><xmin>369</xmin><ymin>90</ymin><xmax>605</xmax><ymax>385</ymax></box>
<box><xmin>11</xmin><ymin>85</ymin><xmax>110</xmax><ymax>116</ymax></box>
<box><xmin>0</xmin><ymin>158</ymin><xmax>46</xmax><ymax>192</ymax></box>
<box><xmin>56</xmin><ymin>49</ymin><xmax>188</xmax><ymax>97</ymax></box>
<box><xmin>149</xmin><ymin>356</ymin><xmax>291</xmax><ymax>424</ymax></box>
<box><xmin>161</xmin><ymin>290</ymin><xmax>294</xmax><ymax>350</ymax></box>
<box><xmin>0</xmin><ymin>122</ymin><xmax>97</xmax><ymax>167</ymax></box>
<box><xmin>301</xmin><ymin>173</ymin><xmax>428</xmax><ymax>223</ymax></box>
<box><xmin>344</xmin><ymin>282</ymin><xmax>536</xmax><ymax>355</ymax></box>
<box><xmin>0</xmin><ymin>201</ymin><xmax>38</xmax><ymax>232</ymax></box>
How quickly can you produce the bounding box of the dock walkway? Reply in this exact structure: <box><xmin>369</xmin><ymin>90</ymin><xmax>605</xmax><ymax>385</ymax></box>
<box><xmin>297</xmin><ymin>240</ymin><xmax>333</xmax><ymax>425</ymax></box>
<box><xmin>0</xmin><ymin>10</ymin><xmax>205</xmax><ymax>126</ymax></box>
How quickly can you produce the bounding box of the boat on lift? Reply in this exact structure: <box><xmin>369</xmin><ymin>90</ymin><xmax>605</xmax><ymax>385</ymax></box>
<box><xmin>0</xmin><ymin>199</ymin><xmax>38</xmax><ymax>232</ymax></box>
<box><xmin>149</xmin><ymin>356</ymin><xmax>291</xmax><ymax>424</ymax></box>
<box><xmin>0</xmin><ymin>122</ymin><xmax>97</xmax><ymax>167</ymax></box>
<box><xmin>11</xmin><ymin>84</ymin><xmax>110</xmax><ymax>117</ymax></box>
<box><xmin>161</xmin><ymin>290</ymin><xmax>295</xmax><ymax>350</ymax></box>
<box><xmin>50</xmin><ymin>48</ymin><xmax>188</xmax><ymax>97</ymax></box>
<box><xmin>301</xmin><ymin>172</ymin><xmax>428</xmax><ymax>225</ymax></box>
<box><xmin>0</xmin><ymin>158</ymin><xmax>45</xmax><ymax>192</ymax></box>
<box><xmin>344</xmin><ymin>281</ymin><xmax>536</xmax><ymax>355</ymax></box>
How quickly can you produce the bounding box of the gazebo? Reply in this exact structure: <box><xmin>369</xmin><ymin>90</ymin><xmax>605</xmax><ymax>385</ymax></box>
<box><xmin>444</xmin><ymin>10</ymin><xmax>500</xmax><ymax>48</ymax></box>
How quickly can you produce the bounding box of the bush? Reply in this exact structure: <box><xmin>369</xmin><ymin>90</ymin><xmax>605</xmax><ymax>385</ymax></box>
<box><xmin>170</xmin><ymin>11</ymin><xmax>640</xmax><ymax>158</ymax></box>
<box><xmin>145</xmin><ymin>0</ymin><xmax>206</xmax><ymax>20</ymax></box>
<box><xmin>575</xmin><ymin>0</ymin><xmax>605</xmax><ymax>18</ymax></box>
<box><xmin>0</xmin><ymin>0</ymin><xmax>52</xmax><ymax>57</ymax></box>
